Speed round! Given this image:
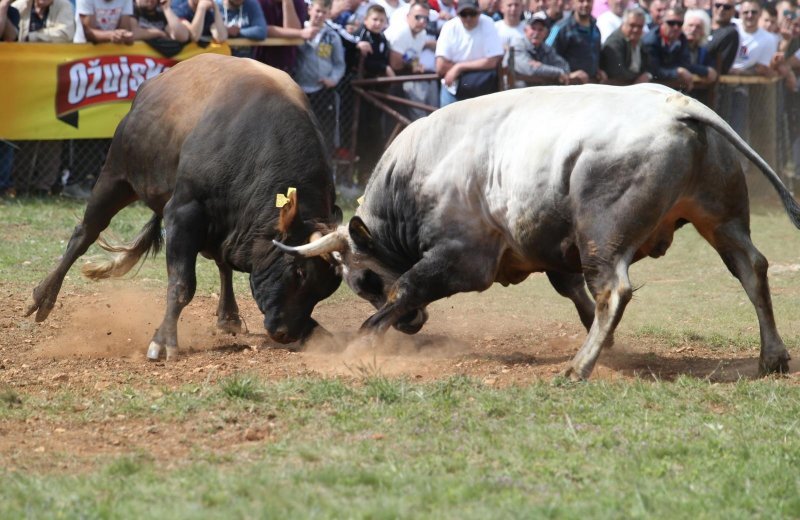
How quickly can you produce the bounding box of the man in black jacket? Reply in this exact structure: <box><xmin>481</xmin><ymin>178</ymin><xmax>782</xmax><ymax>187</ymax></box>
<box><xmin>600</xmin><ymin>7</ymin><xmax>651</xmax><ymax>85</ymax></box>
<box><xmin>706</xmin><ymin>0</ymin><xmax>739</xmax><ymax>74</ymax></box>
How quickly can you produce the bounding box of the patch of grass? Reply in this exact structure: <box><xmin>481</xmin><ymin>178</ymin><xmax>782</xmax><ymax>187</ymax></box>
<box><xmin>219</xmin><ymin>374</ymin><xmax>264</xmax><ymax>401</ymax></box>
<box><xmin>105</xmin><ymin>452</ymin><xmax>153</xmax><ymax>477</ymax></box>
<box><xmin>0</xmin><ymin>385</ymin><xmax>22</xmax><ymax>408</ymax></box>
<box><xmin>631</xmin><ymin>325</ymin><xmax>762</xmax><ymax>351</ymax></box>
<box><xmin>1</xmin><ymin>377</ymin><xmax>800</xmax><ymax>517</ymax></box>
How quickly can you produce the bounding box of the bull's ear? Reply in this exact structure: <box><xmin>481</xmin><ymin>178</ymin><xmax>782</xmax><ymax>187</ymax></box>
<box><xmin>349</xmin><ymin>216</ymin><xmax>374</xmax><ymax>252</ymax></box>
<box><xmin>332</xmin><ymin>205</ymin><xmax>343</xmax><ymax>225</ymax></box>
<box><xmin>277</xmin><ymin>190</ymin><xmax>299</xmax><ymax>233</ymax></box>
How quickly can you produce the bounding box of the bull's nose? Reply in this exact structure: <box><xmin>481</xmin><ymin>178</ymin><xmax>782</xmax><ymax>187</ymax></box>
<box><xmin>268</xmin><ymin>326</ymin><xmax>295</xmax><ymax>344</ymax></box>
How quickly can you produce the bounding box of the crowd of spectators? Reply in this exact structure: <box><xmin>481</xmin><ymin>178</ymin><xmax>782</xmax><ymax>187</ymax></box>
<box><xmin>2</xmin><ymin>0</ymin><xmax>800</xmax><ymax>196</ymax></box>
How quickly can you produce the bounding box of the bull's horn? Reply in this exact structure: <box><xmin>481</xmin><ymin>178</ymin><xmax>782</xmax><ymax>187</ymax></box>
<box><xmin>272</xmin><ymin>226</ymin><xmax>349</xmax><ymax>257</ymax></box>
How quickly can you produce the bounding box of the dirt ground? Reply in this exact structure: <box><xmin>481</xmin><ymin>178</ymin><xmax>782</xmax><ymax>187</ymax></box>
<box><xmin>1</xmin><ymin>280</ymin><xmax>797</xmax><ymax>473</ymax></box>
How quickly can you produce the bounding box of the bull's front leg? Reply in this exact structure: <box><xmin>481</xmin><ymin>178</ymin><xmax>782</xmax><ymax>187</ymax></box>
<box><xmin>359</xmin><ymin>245</ymin><xmax>498</xmax><ymax>335</ymax></box>
<box><xmin>147</xmin><ymin>199</ymin><xmax>206</xmax><ymax>361</ymax></box>
<box><xmin>214</xmin><ymin>261</ymin><xmax>243</xmax><ymax>334</ymax></box>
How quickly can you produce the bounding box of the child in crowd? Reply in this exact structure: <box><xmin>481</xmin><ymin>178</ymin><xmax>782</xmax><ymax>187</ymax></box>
<box><xmin>355</xmin><ymin>3</ymin><xmax>394</xmax><ymax>78</ymax></box>
<box><xmin>353</xmin><ymin>3</ymin><xmax>395</xmax><ymax>183</ymax></box>
<box><xmin>294</xmin><ymin>0</ymin><xmax>346</xmax><ymax>153</ymax></box>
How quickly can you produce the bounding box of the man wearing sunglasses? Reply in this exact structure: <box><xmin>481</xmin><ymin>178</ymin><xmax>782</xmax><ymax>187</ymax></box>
<box><xmin>386</xmin><ymin>1</ymin><xmax>438</xmax><ymax>119</ymax></box>
<box><xmin>435</xmin><ymin>0</ymin><xmax>503</xmax><ymax>106</ymax></box>
<box><xmin>642</xmin><ymin>7</ymin><xmax>716</xmax><ymax>91</ymax></box>
<box><xmin>730</xmin><ymin>0</ymin><xmax>778</xmax><ymax>77</ymax></box>
<box><xmin>547</xmin><ymin>0</ymin><xmax>605</xmax><ymax>83</ymax></box>
<box><xmin>706</xmin><ymin>0</ymin><xmax>738</xmax><ymax>74</ymax></box>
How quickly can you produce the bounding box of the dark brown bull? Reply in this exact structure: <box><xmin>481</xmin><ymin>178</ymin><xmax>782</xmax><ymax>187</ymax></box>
<box><xmin>26</xmin><ymin>54</ymin><xmax>342</xmax><ymax>360</ymax></box>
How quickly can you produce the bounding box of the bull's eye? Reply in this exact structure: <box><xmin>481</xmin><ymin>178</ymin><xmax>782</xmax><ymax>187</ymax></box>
<box><xmin>295</xmin><ymin>266</ymin><xmax>307</xmax><ymax>281</ymax></box>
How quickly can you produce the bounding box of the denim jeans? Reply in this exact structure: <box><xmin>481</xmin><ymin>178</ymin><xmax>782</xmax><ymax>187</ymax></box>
<box><xmin>0</xmin><ymin>142</ymin><xmax>14</xmax><ymax>191</ymax></box>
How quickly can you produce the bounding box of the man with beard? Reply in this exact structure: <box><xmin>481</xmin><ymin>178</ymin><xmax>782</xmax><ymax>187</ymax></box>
<box><xmin>548</xmin><ymin>0</ymin><xmax>606</xmax><ymax>83</ymax></box>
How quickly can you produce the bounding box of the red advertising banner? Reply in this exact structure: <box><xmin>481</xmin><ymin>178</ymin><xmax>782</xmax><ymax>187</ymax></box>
<box><xmin>0</xmin><ymin>42</ymin><xmax>230</xmax><ymax>140</ymax></box>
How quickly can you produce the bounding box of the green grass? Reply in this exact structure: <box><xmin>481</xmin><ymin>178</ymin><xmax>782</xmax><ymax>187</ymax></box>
<box><xmin>2</xmin><ymin>198</ymin><xmax>800</xmax><ymax>517</ymax></box>
<box><xmin>1</xmin><ymin>376</ymin><xmax>799</xmax><ymax>518</ymax></box>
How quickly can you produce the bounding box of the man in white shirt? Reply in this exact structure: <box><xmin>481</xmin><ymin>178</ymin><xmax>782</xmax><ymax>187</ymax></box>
<box><xmin>494</xmin><ymin>0</ymin><xmax>524</xmax><ymax>47</ymax></box>
<box><xmin>435</xmin><ymin>0</ymin><xmax>504</xmax><ymax>106</ymax></box>
<box><xmin>73</xmin><ymin>0</ymin><xmax>134</xmax><ymax>42</ymax></box>
<box><xmin>731</xmin><ymin>0</ymin><xmax>778</xmax><ymax>76</ymax></box>
<box><xmin>596</xmin><ymin>0</ymin><xmax>622</xmax><ymax>43</ymax></box>
<box><xmin>726</xmin><ymin>0</ymin><xmax>778</xmax><ymax>140</ymax></box>
<box><xmin>386</xmin><ymin>0</ymin><xmax>438</xmax><ymax>119</ymax></box>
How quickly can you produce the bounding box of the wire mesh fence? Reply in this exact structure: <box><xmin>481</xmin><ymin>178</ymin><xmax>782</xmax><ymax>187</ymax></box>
<box><xmin>1</xmin><ymin>79</ymin><xmax>798</xmax><ymax>200</ymax></box>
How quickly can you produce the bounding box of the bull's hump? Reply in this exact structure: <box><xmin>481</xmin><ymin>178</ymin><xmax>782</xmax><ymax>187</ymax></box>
<box><xmin>145</xmin><ymin>54</ymin><xmax>308</xmax><ymax>112</ymax></box>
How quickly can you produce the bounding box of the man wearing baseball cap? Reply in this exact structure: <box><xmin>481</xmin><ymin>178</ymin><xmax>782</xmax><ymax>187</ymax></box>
<box><xmin>435</xmin><ymin>0</ymin><xmax>504</xmax><ymax>106</ymax></box>
<box><xmin>508</xmin><ymin>13</ymin><xmax>570</xmax><ymax>85</ymax></box>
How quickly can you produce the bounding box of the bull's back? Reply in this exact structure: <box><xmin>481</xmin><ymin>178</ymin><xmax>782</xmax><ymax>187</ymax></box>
<box><xmin>107</xmin><ymin>54</ymin><xmax>312</xmax><ymax>209</ymax></box>
<box><xmin>364</xmin><ymin>85</ymin><xmax>710</xmax><ymax>267</ymax></box>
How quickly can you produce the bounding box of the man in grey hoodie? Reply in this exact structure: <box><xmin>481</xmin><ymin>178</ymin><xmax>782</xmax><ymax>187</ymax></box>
<box><xmin>294</xmin><ymin>0</ymin><xmax>345</xmax><ymax>154</ymax></box>
<box><xmin>508</xmin><ymin>13</ymin><xmax>569</xmax><ymax>86</ymax></box>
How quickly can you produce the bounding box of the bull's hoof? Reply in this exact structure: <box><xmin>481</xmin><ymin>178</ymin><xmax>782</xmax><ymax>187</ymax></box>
<box><xmin>25</xmin><ymin>297</ymin><xmax>54</xmax><ymax>322</ymax></box>
<box><xmin>165</xmin><ymin>346</ymin><xmax>179</xmax><ymax>362</ymax></box>
<box><xmin>217</xmin><ymin>318</ymin><xmax>243</xmax><ymax>335</ymax></box>
<box><xmin>147</xmin><ymin>341</ymin><xmax>163</xmax><ymax>361</ymax></box>
<box><xmin>758</xmin><ymin>350</ymin><xmax>791</xmax><ymax>376</ymax></box>
<box><xmin>561</xmin><ymin>364</ymin><xmax>588</xmax><ymax>382</ymax></box>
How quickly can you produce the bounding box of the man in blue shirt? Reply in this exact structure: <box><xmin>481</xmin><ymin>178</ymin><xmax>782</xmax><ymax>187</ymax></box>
<box><xmin>216</xmin><ymin>0</ymin><xmax>266</xmax><ymax>55</ymax></box>
<box><xmin>547</xmin><ymin>0</ymin><xmax>606</xmax><ymax>83</ymax></box>
<box><xmin>171</xmin><ymin>0</ymin><xmax>226</xmax><ymax>41</ymax></box>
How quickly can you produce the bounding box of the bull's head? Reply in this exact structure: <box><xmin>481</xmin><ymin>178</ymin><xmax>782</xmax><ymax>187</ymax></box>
<box><xmin>250</xmin><ymin>190</ymin><xmax>343</xmax><ymax>344</ymax></box>
<box><xmin>273</xmin><ymin>216</ymin><xmax>428</xmax><ymax>335</ymax></box>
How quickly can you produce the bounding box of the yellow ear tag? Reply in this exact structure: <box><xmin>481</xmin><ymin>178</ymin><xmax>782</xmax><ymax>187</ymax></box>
<box><xmin>357</xmin><ymin>195</ymin><xmax>364</xmax><ymax>205</ymax></box>
<box><xmin>276</xmin><ymin>187</ymin><xmax>297</xmax><ymax>208</ymax></box>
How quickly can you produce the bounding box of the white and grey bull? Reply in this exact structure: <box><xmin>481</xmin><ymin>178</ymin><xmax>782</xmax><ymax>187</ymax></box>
<box><xmin>275</xmin><ymin>84</ymin><xmax>800</xmax><ymax>380</ymax></box>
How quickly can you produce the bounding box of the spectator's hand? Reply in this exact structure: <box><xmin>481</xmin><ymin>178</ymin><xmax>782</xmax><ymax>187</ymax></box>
<box><xmin>385</xmin><ymin>66</ymin><xmax>395</xmax><ymax>77</ymax></box>
<box><xmin>676</xmin><ymin>67</ymin><xmax>694</xmax><ymax>91</ymax></box>
<box><xmin>111</xmin><ymin>29</ymin><xmax>135</xmax><ymax>44</ymax></box>
<box><xmin>196</xmin><ymin>0</ymin><xmax>213</xmax><ymax>11</ymax></box>
<box><xmin>558</xmin><ymin>73</ymin><xmax>569</xmax><ymax>85</ymax></box>
<box><xmin>569</xmin><ymin>70</ymin><xmax>590</xmax><ymax>84</ymax></box>
<box><xmin>705</xmin><ymin>67</ymin><xmax>718</xmax><ymax>82</ymax></box>
<box><xmin>227</xmin><ymin>25</ymin><xmax>240</xmax><ymax>37</ymax></box>
<box><xmin>770</xmin><ymin>52</ymin><xmax>785</xmax><ymax>69</ymax></box>
<box><xmin>528</xmin><ymin>59</ymin><xmax>542</xmax><ymax>68</ymax></box>
<box><xmin>412</xmin><ymin>62</ymin><xmax>425</xmax><ymax>73</ymax></box>
<box><xmin>320</xmin><ymin>78</ymin><xmax>337</xmax><ymax>88</ymax></box>
<box><xmin>443</xmin><ymin>65</ymin><xmax>460</xmax><ymax>86</ymax></box>
<box><xmin>300</xmin><ymin>25</ymin><xmax>319</xmax><ymax>39</ymax></box>
<box><xmin>596</xmin><ymin>69</ymin><xmax>608</xmax><ymax>83</ymax></box>
<box><xmin>634</xmin><ymin>72</ymin><xmax>651</xmax><ymax>83</ymax></box>
<box><xmin>357</xmin><ymin>41</ymin><xmax>372</xmax><ymax>55</ymax></box>
<box><xmin>779</xmin><ymin>18</ymin><xmax>793</xmax><ymax>41</ymax></box>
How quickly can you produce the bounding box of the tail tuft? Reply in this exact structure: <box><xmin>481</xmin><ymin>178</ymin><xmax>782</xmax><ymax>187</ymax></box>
<box><xmin>82</xmin><ymin>214</ymin><xmax>163</xmax><ymax>280</ymax></box>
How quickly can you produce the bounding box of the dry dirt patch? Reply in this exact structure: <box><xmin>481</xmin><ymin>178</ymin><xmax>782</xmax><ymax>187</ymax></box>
<box><xmin>1</xmin><ymin>280</ymin><xmax>797</xmax><ymax>472</ymax></box>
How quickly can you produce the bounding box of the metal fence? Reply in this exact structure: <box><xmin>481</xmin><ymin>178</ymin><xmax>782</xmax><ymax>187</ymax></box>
<box><xmin>1</xmin><ymin>76</ymin><xmax>797</xmax><ymax>200</ymax></box>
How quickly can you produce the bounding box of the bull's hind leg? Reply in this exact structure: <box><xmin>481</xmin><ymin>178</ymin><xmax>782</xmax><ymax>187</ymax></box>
<box><xmin>147</xmin><ymin>199</ymin><xmax>205</xmax><ymax>361</ymax></box>
<box><xmin>708</xmin><ymin>220</ymin><xmax>791</xmax><ymax>375</ymax></box>
<box><xmin>215</xmin><ymin>261</ymin><xmax>242</xmax><ymax>334</ymax></box>
<box><xmin>25</xmin><ymin>177</ymin><xmax>137</xmax><ymax>321</ymax></box>
<box><xmin>564</xmin><ymin>254</ymin><xmax>634</xmax><ymax>380</ymax></box>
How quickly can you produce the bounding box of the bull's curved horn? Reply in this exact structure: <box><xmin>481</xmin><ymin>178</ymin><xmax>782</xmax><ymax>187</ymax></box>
<box><xmin>272</xmin><ymin>226</ymin><xmax>349</xmax><ymax>257</ymax></box>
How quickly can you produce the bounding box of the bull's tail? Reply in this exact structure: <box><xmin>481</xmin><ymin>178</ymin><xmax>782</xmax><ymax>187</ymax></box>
<box><xmin>671</xmin><ymin>93</ymin><xmax>800</xmax><ymax>229</ymax></box>
<box><xmin>82</xmin><ymin>214</ymin><xmax>164</xmax><ymax>280</ymax></box>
